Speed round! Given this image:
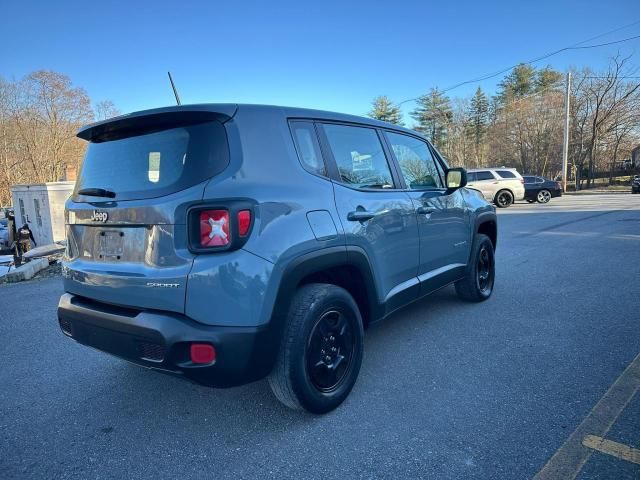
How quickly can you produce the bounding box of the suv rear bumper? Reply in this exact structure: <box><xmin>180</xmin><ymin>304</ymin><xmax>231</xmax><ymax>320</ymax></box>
<box><xmin>57</xmin><ymin>293</ymin><xmax>276</xmax><ymax>387</ymax></box>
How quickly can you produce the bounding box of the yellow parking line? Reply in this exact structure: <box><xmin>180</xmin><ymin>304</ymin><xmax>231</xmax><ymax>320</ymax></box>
<box><xmin>582</xmin><ymin>435</ymin><xmax>640</xmax><ymax>465</ymax></box>
<box><xmin>534</xmin><ymin>353</ymin><xmax>640</xmax><ymax>480</ymax></box>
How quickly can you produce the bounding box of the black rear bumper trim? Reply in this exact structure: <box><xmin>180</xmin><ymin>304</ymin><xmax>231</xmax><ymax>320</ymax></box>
<box><xmin>57</xmin><ymin>293</ymin><xmax>276</xmax><ymax>387</ymax></box>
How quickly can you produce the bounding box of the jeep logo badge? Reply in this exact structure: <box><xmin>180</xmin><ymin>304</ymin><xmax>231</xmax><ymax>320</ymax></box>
<box><xmin>90</xmin><ymin>210</ymin><xmax>108</xmax><ymax>223</ymax></box>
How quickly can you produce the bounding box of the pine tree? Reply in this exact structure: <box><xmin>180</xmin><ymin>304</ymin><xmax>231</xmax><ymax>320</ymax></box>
<box><xmin>535</xmin><ymin>67</ymin><xmax>563</xmax><ymax>93</ymax></box>
<box><xmin>410</xmin><ymin>88</ymin><xmax>452</xmax><ymax>148</ymax></box>
<box><xmin>497</xmin><ymin>63</ymin><xmax>536</xmax><ymax>102</ymax></box>
<box><xmin>368</xmin><ymin>96</ymin><xmax>404</xmax><ymax>125</ymax></box>
<box><xmin>467</xmin><ymin>87</ymin><xmax>489</xmax><ymax>165</ymax></box>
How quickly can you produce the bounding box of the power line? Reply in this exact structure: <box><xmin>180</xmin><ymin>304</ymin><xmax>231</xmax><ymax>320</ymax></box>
<box><xmin>397</xmin><ymin>23</ymin><xmax>640</xmax><ymax>106</ymax></box>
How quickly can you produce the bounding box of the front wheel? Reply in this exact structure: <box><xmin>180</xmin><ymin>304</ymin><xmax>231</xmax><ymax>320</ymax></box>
<box><xmin>455</xmin><ymin>234</ymin><xmax>495</xmax><ymax>302</ymax></box>
<box><xmin>268</xmin><ymin>283</ymin><xmax>364</xmax><ymax>414</ymax></box>
<box><xmin>495</xmin><ymin>190</ymin><xmax>514</xmax><ymax>208</ymax></box>
<box><xmin>537</xmin><ymin>189</ymin><xmax>552</xmax><ymax>203</ymax></box>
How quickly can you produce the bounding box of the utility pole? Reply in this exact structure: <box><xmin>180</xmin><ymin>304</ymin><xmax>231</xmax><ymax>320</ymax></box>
<box><xmin>561</xmin><ymin>72</ymin><xmax>571</xmax><ymax>192</ymax></box>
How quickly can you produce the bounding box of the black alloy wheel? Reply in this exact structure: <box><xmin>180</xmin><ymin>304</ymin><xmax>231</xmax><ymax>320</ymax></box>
<box><xmin>306</xmin><ymin>309</ymin><xmax>355</xmax><ymax>392</ymax></box>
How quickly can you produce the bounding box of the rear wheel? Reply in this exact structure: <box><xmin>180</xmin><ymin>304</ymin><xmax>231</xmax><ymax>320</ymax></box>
<box><xmin>455</xmin><ymin>234</ymin><xmax>495</xmax><ymax>302</ymax></box>
<box><xmin>537</xmin><ymin>189</ymin><xmax>552</xmax><ymax>203</ymax></box>
<box><xmin>494</xmin><ymin>190</ymin><xmax>514</xmax><ymax>208</ymax></box>
<box><xmin>268</xmin><ymin>283</ymin><xmax>364</xmax><ymax>414</ymax></box>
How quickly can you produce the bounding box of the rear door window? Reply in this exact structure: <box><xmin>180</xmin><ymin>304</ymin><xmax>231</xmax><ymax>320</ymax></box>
<box><xmin>496</xmin><ymin>170</ymin><xmax>516</xmax><ymax>179</ymax></box>
<box><xmin>75</xmin><ymin>121</ymin><xmax>228</xmax><ymax>201</ymax></box>
<box><xmin>322</xmin><ymin>124</ymin><xmax>395</xmax><ymax>189</ymax></box>
<box><xmin>385</xmin><ymin>131</ymin><xmax>443</xmax><ymax>189</ymax></box>
<box><xmin>475</xmin><ymin>171</ymin><xmax>495</xmax><ymax>181</ymax></box>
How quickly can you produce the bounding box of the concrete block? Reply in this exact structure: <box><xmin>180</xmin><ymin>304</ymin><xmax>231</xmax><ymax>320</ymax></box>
<box><xmin>5</xmin><ymin>258</ymin><xmax>49</xmax><ymax>283</ymax></box>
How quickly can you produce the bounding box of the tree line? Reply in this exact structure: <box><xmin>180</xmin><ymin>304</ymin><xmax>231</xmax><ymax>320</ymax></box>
<box><xmin>369</xmin><ymin>55</ymin><xmax>640</xmax><ymax>188</ymax></box>
<box><xmin>0</xmin><ymin>70</ymin><xmax>119</xmax><ymax>206</ymax></box>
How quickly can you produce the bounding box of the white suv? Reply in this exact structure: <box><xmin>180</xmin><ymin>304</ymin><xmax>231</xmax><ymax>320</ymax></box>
<box><xmin>466</xmin><ymin>168</ymin><xmax>525</xmax><ymax>208</ymax></box>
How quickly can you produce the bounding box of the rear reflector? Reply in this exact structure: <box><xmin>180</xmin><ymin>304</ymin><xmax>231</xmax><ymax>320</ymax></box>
<box><xmin>190</xmin><ymin>343</ymin><xmax>216</xmax><ymax>364</ymax></box>
<box><xmin>238</xmin><ymin>210</ymin><xmax>251</xmax><ymax>237</ymax></box>
<box><xmin>200</xmin><ymin>210</ymin><xmax>230</xmax><ymax>247</ymax></box>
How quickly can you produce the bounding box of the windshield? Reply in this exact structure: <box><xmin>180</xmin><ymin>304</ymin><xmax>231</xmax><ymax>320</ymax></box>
<box><xmin>74</xmin><ymin>121</ymin><xmax>228</xmax><ymax>201</ymax></box>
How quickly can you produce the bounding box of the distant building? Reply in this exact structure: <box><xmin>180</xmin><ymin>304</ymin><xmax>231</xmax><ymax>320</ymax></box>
<box><xmin>10</xmin><ymin>182</ymin><xmax>75</xmax><ymax>245</ymax></box>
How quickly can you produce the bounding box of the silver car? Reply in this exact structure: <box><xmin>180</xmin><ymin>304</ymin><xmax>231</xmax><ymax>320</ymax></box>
<box><xmin>466</xmin><ymin>168</ymin><xmax>525</xmax><ymax>208</ymax></box>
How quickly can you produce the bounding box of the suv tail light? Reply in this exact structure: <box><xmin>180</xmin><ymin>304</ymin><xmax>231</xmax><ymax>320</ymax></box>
<box><xmin>238</xmin><ymin>210</ymin><xmax>251</xmax><ymax>237</ymax></box>
<box><xmin>189</xmin><ymin>202</ymin><xmax>255</xmax><ymax>253</ymax></box>
<box><xmin>520</xmin><ymin>178</ymin><xmax>525</xmax><ymax>184</ymax></box>
<box><xmin>200</xmin><ymin>210</ymin><xmax>230</xmax><ymax>247</ymax></box>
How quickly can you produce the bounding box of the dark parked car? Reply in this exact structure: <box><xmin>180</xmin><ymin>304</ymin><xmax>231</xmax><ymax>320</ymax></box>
<box><xmin>632</xmin><ymin>175</ymin><xmax>640</xmax><ymax>194</ymax></box>
<box><xmin>523</xmin><ymin>176</ymin><xmax>562</xmax><ymax>203</ymax></box>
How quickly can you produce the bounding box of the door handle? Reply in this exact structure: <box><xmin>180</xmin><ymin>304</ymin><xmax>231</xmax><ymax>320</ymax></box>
<box><xmin>347</xmin><ymin>210</ymin><xmax>377</xmax><ymax>222</ymax></box>
<box><xmin>416</xmin><ymin>206</ymin><xmax>435</xmax><ymax>215</ymax></box>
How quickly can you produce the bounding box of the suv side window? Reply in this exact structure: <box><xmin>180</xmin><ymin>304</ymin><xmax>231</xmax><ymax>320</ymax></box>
<box><xmin>467</xmin><ymin>172</ymin><xmax>477</xmax><ymax>182</ymax></box>
<box><xmin>290</xmin><ymin>121</ymin><xmax>326</xmax><ymax>176</ymax></box>
<box><xmin>536</xmin><ymin>177</ymin><xmax>545</xmax><ymax>183</ymax></box>
<box><xmin>496</xmin><ymin>170</ymin><xmax>516</xmax><ymax>179</ymax></box>
<box><xmin>322</xmin><ymin>123</ymin><xmax>395</xmax><ymax>189</ymax></box>
<box><xmin>524</xmin><ymin>176</ymin><xmax>535</xmax><ymax>184</ymax></box>
<box><xmin>385</xmin><ymin>131</ymin><xmax>443</xmax><ymax>189</ymax></box>
<box><xmin>476</xmin><ymin>171</ymin><xmax>495</xmax><ymax>181</ymax></box>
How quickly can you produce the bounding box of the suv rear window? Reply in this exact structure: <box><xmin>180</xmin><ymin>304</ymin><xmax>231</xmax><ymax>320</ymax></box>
<box><xmin>75</xmin><ymin>121</ymin><xmax>228</xmax><ymax>201</ymax></box>
<box><xmin>496</xmin><ymin>170</ymin><xmax>517</xmax><ymax>179</ymax></box>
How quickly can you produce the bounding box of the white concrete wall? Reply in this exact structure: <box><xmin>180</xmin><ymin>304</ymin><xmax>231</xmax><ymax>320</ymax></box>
<box><xmin>10</xmin><ymin>182</ymin><xmax>74</xmax><ymax>245</ymax></box>
<box><xmin>46</xmin><ymin>185</ymin><xmax>74</xmax><ymax>242</ymax></box>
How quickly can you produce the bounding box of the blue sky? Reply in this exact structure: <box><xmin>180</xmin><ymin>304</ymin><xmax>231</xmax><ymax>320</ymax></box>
<box><xmin>1</xmin><ymin>0</ymin><xmax>639</xmax><ymax>121</ymax></box>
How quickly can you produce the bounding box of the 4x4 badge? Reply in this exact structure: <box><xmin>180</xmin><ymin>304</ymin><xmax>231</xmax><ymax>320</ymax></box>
<box><xmin>90</xmin><ymin>210</ymin><xmax>108</xmax><ymax>223</ymax></box>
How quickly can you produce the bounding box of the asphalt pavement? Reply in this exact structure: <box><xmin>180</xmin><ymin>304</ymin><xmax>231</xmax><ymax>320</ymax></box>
<box><xmin>1</xmin><ymin>193</ymin><xmax>639</xmax><ymax>479</ymax></box>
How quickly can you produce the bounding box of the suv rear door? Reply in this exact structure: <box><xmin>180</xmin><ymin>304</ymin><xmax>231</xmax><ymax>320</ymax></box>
<box><xmin>64</xmin><ymin>109</ymin><xmax>232</xmax><ymax>313</ymax></box>
<box><xmin>317</xmin><ymin>122</ymin><xmax>420</xmax><ymax>312</ymax></box>
<box><xmin>468</xmin><ymin>170</ymin><xmax>498</xmax><ymax>200</ymax></box>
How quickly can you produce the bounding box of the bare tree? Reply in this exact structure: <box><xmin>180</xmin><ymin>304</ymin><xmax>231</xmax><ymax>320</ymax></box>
<box><xmin>94</xmin><ymin>100</ymin><xmax>121</xmax><ymax>121</ymax></box>
<box><xmin>0</xmin><ymin>70</ymin><xmax>118</xmax><ymax>205</ymax></box>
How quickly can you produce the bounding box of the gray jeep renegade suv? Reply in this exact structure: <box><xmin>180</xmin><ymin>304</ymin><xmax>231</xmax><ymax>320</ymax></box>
<box><xmin>58</xmin><ymin>104</ymin><xmax>497</xmax><ymax>413</ymax></box>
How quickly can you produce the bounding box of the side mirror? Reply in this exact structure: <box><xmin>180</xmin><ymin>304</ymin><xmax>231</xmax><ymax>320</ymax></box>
<box><xmin>446</xmin><ymin>167</ymin><xmax>467</xmax><ymax>193</ymax></box>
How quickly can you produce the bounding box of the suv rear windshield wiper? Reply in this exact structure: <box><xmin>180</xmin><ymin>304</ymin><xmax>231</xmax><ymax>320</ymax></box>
<box><xmin>77</xmin><ymin>187</ymin><xmax>116</xmax><ymax>198</ymax></box>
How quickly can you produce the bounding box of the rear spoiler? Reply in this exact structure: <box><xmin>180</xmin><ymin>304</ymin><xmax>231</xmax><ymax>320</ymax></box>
<box><xmin>77</xmin><ymin>104</ymin><xmax>238</xmax><ymax>142</ymax></box>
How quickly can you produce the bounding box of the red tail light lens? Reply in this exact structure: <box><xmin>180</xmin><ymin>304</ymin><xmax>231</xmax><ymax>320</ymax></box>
<box><xmin>200</xmin><ymin>210</ymin><xmax>230</xmax><ymax>247</ymax></box>
<box><xmin>190</xmin><ymin>343</ymin><xmax>216</xmax><ymax>364</ymax></box>
<box><xmin>238</xmin><ymin>210</ymin><xmax>251</xmax><ymax>237</ymax></box>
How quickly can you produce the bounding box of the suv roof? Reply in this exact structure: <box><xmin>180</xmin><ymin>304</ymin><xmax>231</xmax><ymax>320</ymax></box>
<box><xmin>467</xmin><ymin>167</ymin><xmax>520</xmax><ymax>172</ymax></box>
<box><xmin>78</xmin><ymin>103</ymin><xmax>422</xmax><ymax>141</ymax></box>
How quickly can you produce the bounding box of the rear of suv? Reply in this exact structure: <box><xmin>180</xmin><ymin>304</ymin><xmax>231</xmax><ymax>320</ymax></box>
<box><xmin>466</xmin><ymin>167</ymin><xmax>525</xmax><ymax>207</ymax></box>
<box><xmin>58</xmin><ymin>104</ymin><xmax>497</xmax><ymax>413</ymax></box>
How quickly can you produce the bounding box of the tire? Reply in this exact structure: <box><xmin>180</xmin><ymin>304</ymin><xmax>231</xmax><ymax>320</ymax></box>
<box><xmin>494</xmin><ymin>190</ymin><xmax>514</xmax><ymax>208</ymax></box>
<box><xmin>536</xmin><ymin>189</ymin><xmax>552</xmax><ymax>203</ymax></box>
<box><xmin>268</xmin><ymin>283</ymin><xmax>364</xmax><ymax>414</ymax></box>
<box><xmin>455</xmin><ymin>234</ymin><xmax>495</xmax><ymax>302</ymax></box>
